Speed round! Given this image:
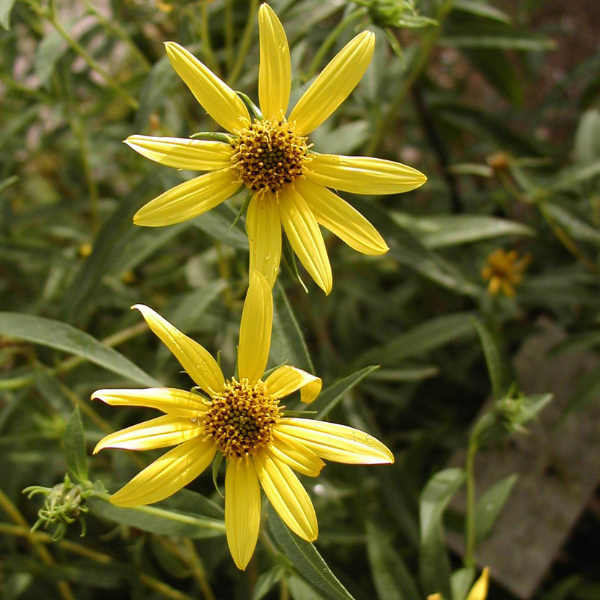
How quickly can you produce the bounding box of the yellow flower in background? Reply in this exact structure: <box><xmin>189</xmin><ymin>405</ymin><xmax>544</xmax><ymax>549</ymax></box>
<box><xmin>92</xmin><ymin>272</ymin><xmax>394</xmax><ymax>570</ymax></box>
<box><xmin>482</xmin><ymin>248</ymin><xmax>531</xmax><ymax>297</ymax></box>
<box><xmin>126</xmin><ymin>3</ymin><xmax>426</xmax><ymax>294</ymax></box>
<box><xmin>427</xmin><ymin>567</ymin><xmax>489</xmax><ymax>600</ymax></box>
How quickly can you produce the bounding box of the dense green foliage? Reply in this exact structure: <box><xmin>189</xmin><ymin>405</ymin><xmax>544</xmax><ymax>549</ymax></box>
<box><xmin>1</xmin><ymin>1</ymin><xmax>600</xmax><ymax>599</ymax></box>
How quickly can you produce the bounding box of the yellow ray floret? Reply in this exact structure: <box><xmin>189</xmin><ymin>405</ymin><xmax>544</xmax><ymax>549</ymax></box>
<box><xmin>126</xmin><ymin>3</ymin><xmax>426</xmax><ymax>293</ymax></box>
<box><xmin>92</xmin><ymin>272</ymin><xmax>393</xmax><ymax>570</ymax></box>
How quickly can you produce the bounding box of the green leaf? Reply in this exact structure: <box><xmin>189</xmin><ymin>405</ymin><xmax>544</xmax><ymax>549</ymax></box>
<box><xmin>134</xmin><ymin>56</ymin><xmax>177</xmax><ymax>131</ymax></box>
<box><xmin>474</xmin><ymin>473</ymin><xmax>518</xmax><ymax>544</ymax></box>
<box><xmin>471</xmin><ymin>319</ymin><xmax>509</xmax><ymax>400</ymax></box>
<box><xmin>64</xmin><ymin>408</ymin><xmax>88</xmax><ymax>482</ymax></box>
<box><xmin>367</xmin><ymin>364</ymin><xmax>439</xmax><ymax>383</ymax></box>
<box><xmin>89</xmin><ymin>490</ymin><xmax>225</xmax><ymax>538</ymax></box>
<box><xmin>287</xmin><ymin>575</ymin><xmax>329</xmax><ymax>600</ymax></box>
<box><xmin>192</xmin><ymin>200</ymin><xmax>249</xmax><ymax>250</ymax></box>
<box><xmin>574</xmin><ymin>109</ymin><xmax>600</xmax><ymax>163</ymax></box>
<box><xmin>366</xmin><ymin>521</ymin><xmax>420</xmax><ymax>600</ymax></box>
<box><xmin>0</xmin><ymin>0</ymin><xmax>17</xmax><ymax>29</ymax></box>
<box><xmin>253</xmin><ymin>565</ymin><xmax>286</xmax><ymax>600</ymax></box>
<box><xmin>308</xmin><ymin>366</ymin><xmax>379</xmax><ymax>419</ymax></box>
<box><xmin>355</xmin><ymin>313</ymin><xmax>474</xmax><ymax>368</ymax></box>
<box><xmin>562</xmin><ymin>366</ymin><xmax>600</xmax><ymax>417</ymax></box>
<box><xmin>268</xmin><ymin>507</ymin><xmax>356</xmax><ymax>600</ymax></box>
<box><xmin>0</xmin><ymin>313</ymin><xmax>159</xmax><ymax>387</ymax></box>
<box><xmin>452</xmin><ymin>0</ymin><xmax>510</xmax><ymax>24</ymax></box>
<box><xmin>35</xmin><ymin>30</ymin><xmax>68</xmax><ymax>88</ymax></box>
<box><xmin>419</xmin><ymin>468</ymin><xmax>466</xmax><ymax>598</ymax></box>
<box><xmin>451</xmin><ymin>567</ymin><xmax>476</xmax><ymax>600</ymax></box>
<box><xmin>353</xmin><ymin>199</ymin><xmax>482</xmax><ymax>298</ymax></box>
<box><xmin>541</xmin><ymin>203</ymin><xmax>600</xmax><ymax>247</ymax></box>
<box><xmin>391</xmin><ymin>213</ymin><xmax>534</xmax><ymax>249</ymax></box>
<box><xmin>271</xmin><ymin>282</ymin><xmax>314</xmax><ymax>373</ymax></box>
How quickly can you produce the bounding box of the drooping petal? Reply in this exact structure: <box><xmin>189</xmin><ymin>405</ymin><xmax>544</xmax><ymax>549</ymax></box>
<box><xmin>258</xmin><ymin>4</ymin><xmax>291</xmax><ymax>119</ymax></box>
<box><xmin>254</xmin><ymin>450</ymin><xmax>318</xmax><ymax>541</ymax></box>
<box><xmin>125</xmin><ymin>135</ymin><xmax>234</xmax><ymax>171</ymax></box>
<box><xmin>308</xmin><ymin>153</ymin><xmax>427</xmax><ymax>195</ymax></box>
<box><xmin>94</xmin><ymin>415</ymin><xmax>202</xmax><ymax>454</ymax></box>
<box><xmin>238</xmin><ymin>271</ymin><xmax>273</xmax><ymax>384</ymax></box>
<box><xmin>133</xmin><ymin>169</ymin><xmax>240</xmax><ymax>227</ymax></box>
<box><xmin>225</xmin><ymin>458</ymin><xmax>261</xmax><ymax>570</ymax></box>
<box><xmin>133</xmin><ymin>305</ymin><xmax>224</xmax><ymax>395</ymax></box>
<box><xmin>92</xmin><ymin>388</ymin><xmax>209</xmax><ymax>418</ymax></box>
<box><xmin>110</xmin><ymin>437</ymin><xmax>217</xmax><ymax>507</ymax></box>
<box><xmin>165</xmin><ymin>42</ymin><xmax>250</xmax><ymax>132</ymax></box>
<box><xmin>274</xmin><ymin>419</ymin><xmax>394</xmax><ymax>464</ymax></box>
<box><xmin>289</xmin><ymin>31</ymin><xmax>375</xmax><ymax>135</ymax></box>
<box><xmin>294</xmin><ymin>178</ymin><xmax>388</xmax><ymax>255</ymax></box>
<box><xmin>246</xmin><ymin>193</ymin><xmax>282</xmax><ymax>288</ymax></box>
<box><xmin>269</xmin><ymin>439</ymin><xmax>325</xmax><ymax>477</ymax></box>
<box><xmin>278</xmin><ymin>187</ymin><xmax>332</xmax><ymax>294</ymax></box>
<box><xmin>265</xmin><ymin>365</ymin><xmax>321</xmax><ymax>404</ymax></box>
<box><xmin>466</xmin><ymin>568</ymin><xmax>490</xmax><ymax>600</ymax></box>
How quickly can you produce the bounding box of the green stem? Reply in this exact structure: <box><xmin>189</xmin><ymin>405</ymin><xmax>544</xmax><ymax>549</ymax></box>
<box><xmin>464</xmin><ymin>437</ymin><xmax>478</xmax><ymax>567</ymax></box>
<box><xmin>365</xmin><ymin>0</ymin><xmax>455</xmax><ymax>156</ymax></box>
<box><xmin>228</xmin><ymin>0</ymin><xmax>259</xmax><ymax>86</ymax></box>
<box><xmin>305</xmin><ymin>9</ymin><xmax>367</xmax><ymax>80</ymax></box>
<box><xmin>224</xmin><ymin>0</ymin><xmax>235</xmax><ymax>71</ymax></box>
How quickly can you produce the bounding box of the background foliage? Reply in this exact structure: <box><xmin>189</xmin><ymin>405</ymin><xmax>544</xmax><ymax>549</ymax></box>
<box><xmin>1</xmin><ymin>0</ymin><xmax>600</xmax><ymax>599</ymax></box>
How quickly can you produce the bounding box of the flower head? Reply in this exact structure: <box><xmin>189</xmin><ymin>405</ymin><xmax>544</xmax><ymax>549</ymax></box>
<box><xmin>482</xmin><ymin>248</ymin><xmax>531</xmax><ymax>297</ymax></box>
<box><xmin>126</xmin><ymin>4</ymin><xmax>426</xmax><ymax>294</ymax></box>
<box><xmin>92</xmin><ymin>272</ymin><xmax>394</xmax><ymax>570</ymax></box>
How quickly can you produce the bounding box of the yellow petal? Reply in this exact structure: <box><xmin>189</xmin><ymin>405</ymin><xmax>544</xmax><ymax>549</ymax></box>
<box><xmin>258</xmin><ymin>4</ymin><xmax>291</xmax><ymax>119</ymax></box>
<box><xmin>94</xmin><ymin>415</ymin><xmax>202</xmax><ymax>453</ymax></box>
<box><xmin>110</xmin><ymin>437</ymin><xmax>217</xmax><ymax>507</ymax></box>
<box><xmin>254</xmin><ymin>450</ymin><xmax>318</xmax><ymax>541</ymax></box>
<box><xmin>269</xmin><ymin>439</ymin><xmax>324</xmax><ymax>477</ymax></box>
<box><xmin>278</xmin><ymin>187</ymin><xmax>332</xmax><ymax>294</ymax></box>
<box><xmin>133</xmin><ymin>169</ymin><xmax>240</xmax><ymax>227</ymax></box>
<box><xmin>165</xmin><ymin>42</ymin><xmax>249</xmax><ymax>132</ymax></box>
<box><xmin>275</xmin><ymin>419</ymin><xmax>394</xmax><ymax>464</ymax></box>
<box><xmin>289</xmin><ymin>31</ymin><xmax>374</xmax><ymax>135</ymax></box>
<box><xmin>264</xmin><ymin>365</ymin><xmax>322</xmax><ymax>404</ymax></box>
<box><xmin>294</xmin><ymin>178</ymin><xmax>388</xmax><ymax>255</ymax></box>
<box><xmin>466</xmin><ymin>568</ymin><xmax>490</xmax><ymax>600</ymax></box>
<box><xmin>238</xmin><ymin>271</ymin><xmax>273</xmax><ymax>384</ymax></box>
<box><xmin>308</xmin><ymin>153</ymin><xmax>427</xmax><ymax>195</ymax></box>
<box><xmin>133</xmin><ymin>305</ymin><xmax>224</xmax><ymax>395</ymax></box>
<box><xmin>125</xmin><ymin>135</ymin><xmax>234</xmax><ymax>171</ymax></box>
<box><xmin>225</xmin><ymin>458</ymin><xmax>261</xmax><ymax>570</ymax></box>
<box><xmin>246</xmin><ymin>193</ymin><xmax>282</xmax><ymax>288</ymax></box>
<box><xmin>91</xmin><ymin>388</ymin><xmax>209</xmax><ymax>418</ymax></box>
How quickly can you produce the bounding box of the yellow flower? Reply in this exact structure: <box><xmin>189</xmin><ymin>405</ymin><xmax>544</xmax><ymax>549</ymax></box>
<box><xmin>427</xmin><ymin>567</ymin><xmax>489</xmax><ymax>600</ymax></box>
<box><xmin>92</xmin><ymin>272</ymin><xmax>394</xmax><ymax>570</ymax></box>
<box><xmin>126</xmin><ymin>4</ymin><xmax>426</xmax><ymax>294</ymax></box>
<box><xmin>482</xmin><ymin>248</ymin><xmax>531</xmax><ymax>297</ymax></box>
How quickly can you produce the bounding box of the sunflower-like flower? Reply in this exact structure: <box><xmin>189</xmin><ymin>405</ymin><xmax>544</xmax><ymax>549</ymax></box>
<box><xmin>92</xmin><ymin>272</ymin><xmax>393</xmax><ymax>569</ymax></box>
<box><xmin>126</xmin><ymin>4</ymin><xmax>426</xmax><ymax>294</ymax></box>
<box><xmin>482</xmin><ymin>248</ymin><xmax>531</xmax><ymax>297</ymax></box>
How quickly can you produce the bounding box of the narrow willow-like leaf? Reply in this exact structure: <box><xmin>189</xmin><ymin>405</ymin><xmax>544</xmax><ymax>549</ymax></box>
<box><xmin>0</xmin><ymin>0</ymin><xmax>17</xmax><ymax>29</ymax></box>
<box><xmin>366</xmin><ymin>521</ymin><xmax>420</xmax><ymax>600</ymax></box>
<box><xmin>193</xmin><ymin>200</ymin><xmax>249</xmax><ymax>250</ymax></box>
<box><xmin>64</xmin><ymin>408</ymin><xmax>88</xmax><ymax>483</ymax></box>
<box><xmin>89</xmin><ymin>491</ymin><xmax>225</xmax><ymax>538</ymax></box>
<box><xmin>0</xmin><ymin>313</ymin><xmax>159</xmax><ymax>387</ymax></box>
<box><xmin>471</xmin><ymin>318</ymin><xmax>509</xmax><ymax>400</ymax></box>
<box><xmin>268</xmin><ymin>507</ymin><xmax>356</xmax><ymax>600</ymax></box>
<box><xmin>271</xmin><ymin>282</ymin><xmax>314</xmax><ymax>373</ymax></box>
<box><xmin>474</xmin><ymin>473</ymin><xmax>518</xmax><ymax>544</ymax></box>
<box><xmin>451</xmin><ymin>567</ymin><xmax>476</xmax><ymax>600</ymax></box>
<box><xmin>419</xmin><ymin>468</ymin><xmax>466</xmax><ymax>598</ymax></box>
<box><xmin>307</xmin><ymin>365</ymin><xmax>379</xmax><ymax>419</ymax></box>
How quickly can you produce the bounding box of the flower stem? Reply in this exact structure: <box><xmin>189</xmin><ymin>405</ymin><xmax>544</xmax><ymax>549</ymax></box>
<box><xmin>464</xmin><ymin>436</ymin><xmax>478</xmax><ymax>567</ymax></box>
<box><xmin>305</xmin><ymin>9</ymin><xmax>367</xmax><ymax>80</ymax></box>
<box><xmin>228</xmin><ymin>0</ymin><xmax>259</xmax><ymax>86</ymax></box>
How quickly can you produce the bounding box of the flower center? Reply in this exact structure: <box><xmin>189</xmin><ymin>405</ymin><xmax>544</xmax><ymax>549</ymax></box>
<box><xmin>203</xmin><ymin>378</ymin><xmax>281</xmax><ymax>459</ymax></box>
<box><xmin>230</xmin><ymin>117</ymin><xmax>311</xmax><ymax>194</ymax></box>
